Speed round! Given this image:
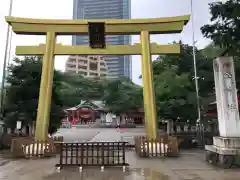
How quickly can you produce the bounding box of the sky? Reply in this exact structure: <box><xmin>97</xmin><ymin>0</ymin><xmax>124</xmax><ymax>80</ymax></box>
<box><xmin>0</xmin><ymin>0</ymin><xmax>217</xmax><ymax>84</ymax></box>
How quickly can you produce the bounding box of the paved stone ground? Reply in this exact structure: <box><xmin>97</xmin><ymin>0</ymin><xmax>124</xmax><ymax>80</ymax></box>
<box><xmin>0</xmin><ymin>128</ymin><xmax>239</xmax><ymax>180</ymax></box>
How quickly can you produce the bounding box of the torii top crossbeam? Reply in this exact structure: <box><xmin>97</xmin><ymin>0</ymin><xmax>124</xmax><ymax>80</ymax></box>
<box><xmin>5</xmin><ymin>15</ymin><xmax>189</xmax><ymax>35</ymax></box>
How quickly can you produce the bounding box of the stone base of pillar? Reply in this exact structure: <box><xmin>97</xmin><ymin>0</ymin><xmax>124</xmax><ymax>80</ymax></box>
<box><xmin>205</xmin><ymin>136</ymin><xmax>240</xmax><ymax>168</ymax></box>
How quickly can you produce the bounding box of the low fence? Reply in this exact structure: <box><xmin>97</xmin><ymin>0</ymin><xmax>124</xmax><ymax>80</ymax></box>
<box><xmin>11</xmin><ymin>136</ymin><xmax>64</xmax><ymax>158</ymax></box>
<box><xmin>0</xmin><ymin>133</ymin><xmax>31</xmax><ymax>149</ymax></box>
<box><xmin>22</xmin><ymin>140</ymin><xmax>55</xmax><ymax>158</ymax></box>
<box><xmin>56</xmin><ymin>142</ymin><xmax>129</xmax><ymax>169</ymax></box>
<box><xmin>170</xmin><ymin>131</ymin><xmax>219</xmax><ymax>149</ymax></box>
<box><xmin>135</xmin><ymin>136</ymin><xmax>179</xmax><ymax>157</ymax></box>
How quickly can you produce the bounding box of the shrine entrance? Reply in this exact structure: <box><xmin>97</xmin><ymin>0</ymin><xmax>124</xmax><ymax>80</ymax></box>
<box><xmin>6</xmin><ymin>15</ymin><xmax>189</xmax><ymax>140</ymax></box>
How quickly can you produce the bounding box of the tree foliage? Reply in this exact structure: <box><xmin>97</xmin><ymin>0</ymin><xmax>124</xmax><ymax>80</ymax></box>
<box><xmin>200</xmin><ymin>0</ymin><xmax>240</xmax><ymax>106</ymax></box>
<box><xmin>102</xmin><ymin>77</ymin><xmax>143</xmax><ymax>115</ymax></box>
<box><xmin>154</xmin><ymin>65</ymin><xmax>193</xmax><ymax>121</ymax></box>
<box><xmin>201</xmin><ymin>0</ymin><xmax>240</xmax><ymax>56</ymax></box>
<box><xmin>152</xmin><ymin>43</ymin><xmax>215</xmax><ymax>123</ymax></box>
<box><xmin>3</xmin><ymin>56</ymin><xmax>65</xmax><ymax>132</ymax></box>
<box><xmin>58</xmin><ymin>73</ymin><xmax>104</xmax><ymax>107</ymax></box>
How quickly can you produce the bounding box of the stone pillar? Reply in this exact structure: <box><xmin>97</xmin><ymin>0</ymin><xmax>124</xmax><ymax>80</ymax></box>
<box><xmin>100</xmin><ymin>112</ymin><xmax>104</xmax><ymax>124</ymax></box>
<box><xmin>77</xmin><ymin>110</ymin><xmax>80</xmax><ymax>122</ymax></box>
<box><xmin>205</xmin><ymin>57</ymin><xmax>240</xmax><ymax>168</ymax></box>
<box><xmin>14</xmin><ymin>128</ymin><xmax>18</xmax><ymax>134</ymax></box>
<box><xmin>29</xmin><ymin>125</ymin><xmax>32</xmax><ymax>136</ymax></box>
<box><xmin>167</xmin><ymin>120</ymin><xmax>173</xmax><ymax>134</ymax></box>
<box><xmin>7</xmin><ymin>128</ymin><xmax>11</xmax><ymax>134</ymax></box>
<box><xmin>72</xmin><ymin>111</ymin><xmax>74</xmax><ymax>124</ymax></box>
<box><xmin>22</xmin><ymin>126</ymin><xmax>26</xmax><ymax>134</ymax></box>
<box><xmin>176</xmin><ymin>125</ymin><xmax>181</xmax><ymax>132</ymax></box>
<box><xmin>121</xmin><ymin>114</ymin><xmax>126</xmax><ymax>124</ymax></box>
<box><xmin>32</xmin><ymin>121</ymin><xmax>35</xmax><ymax>136</ymax></box>
<box><xmin>213</xmin><ymin>57</ymin><xmax>240</xmax><ymax>137</ymax></box>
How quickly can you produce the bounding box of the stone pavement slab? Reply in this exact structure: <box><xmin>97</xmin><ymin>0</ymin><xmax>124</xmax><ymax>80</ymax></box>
<box><xmin>54</xmin><ymin>128</ymin><xmax>100</xmax><ymax>142</ymax></box>
<box><xmin>1</xmin><ymin>128</ymin><xmax>239</xmax><ymax>180</ymax></box>
<box><xmin>0</xmin><ymin>151</ymin><xmax>239</xmax><ymax>180</ymax></box>
<box><xmin>125</xmin><ymin>151</ymin><xmax>240</xmax><ymax>180</ymax></box>
<box><xmin>89</xmin><ymin>128</ymin><xmax>146</xmax><ymax>142</ymax></box>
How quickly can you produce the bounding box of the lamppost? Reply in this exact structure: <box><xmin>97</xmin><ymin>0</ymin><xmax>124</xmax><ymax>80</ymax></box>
<box><xmin>0</xmin><ymin>0</ymin><xmax>14</xmax><ymax>117</ymax></box>
<box><xmin>190</xmin><ymin>0</ymin><xmax>201</xmax><ymax>124</ymax></box>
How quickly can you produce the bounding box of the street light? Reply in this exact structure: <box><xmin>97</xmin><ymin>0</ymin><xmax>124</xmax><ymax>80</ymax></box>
<box><xmin>0</xmin><ymin>0</ymin><xmax>14</xmax><ymax>116</ymax></box>
<box><xmin>190</xmin><ymin>0</ymin><xmax>201</xmax><ymax>124</ymax></box>
<box><xmin>192</xmin><ymin>76</ymin><xmax>204</xmax><ymax>80</ymax></box>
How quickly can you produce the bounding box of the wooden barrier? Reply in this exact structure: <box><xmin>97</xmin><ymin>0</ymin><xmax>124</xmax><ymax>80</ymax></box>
<box><xmin>11</xmin><ymin>137</ymin><xmax>33</xmax><ymax>157</ymax></box>
<box><xmin>56</xmin><ymin>142</ymin><xmax>129</xmax><ymax>170</ymax></box>
<box><xmin>0</xmin><ymin>133</ymin><xmax>31</xmax><ymax>149</ymax></box>
<box><xmin>22</xmin><ymin>140</ymin><xmax>55</xmax><ymax>158</ymax></box>
<box><xmin>170</xmin><ymin>131</ymin><xmax>219</xmax><ymax>149</ymax></box>
<box><xmin>11</xmin><ymin>136</ymin><xmax>64</xmax><ymax>158</ymax></box>
<box><xmin>52</xmin><ymin>136</ymin><xmax>64</xmax><ymax>153</ymax></box>
<box><xmin>134</xmin><ymin>136</ymin><xmax>179</xmax><ymax>157</ymax></box>
<box><xmin>167</xmin><ymin>136</ymin><xmax>179</xmax><ymax>157</ymax></box>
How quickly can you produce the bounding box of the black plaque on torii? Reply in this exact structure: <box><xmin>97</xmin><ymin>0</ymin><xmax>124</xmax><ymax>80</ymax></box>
<box><xmin>88</xmin><ymin>22</ymin><xmax>106</xmax><ymax>49</ymax></box>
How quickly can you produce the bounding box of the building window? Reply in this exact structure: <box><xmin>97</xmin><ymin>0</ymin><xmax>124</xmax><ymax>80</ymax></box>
<box><xmin>78</xmin><ymin>65</ymin><xmax>87</xmax><ymax>70</ymax></box>
<box><xmin>67</xmin><ymin>64</ymin><xmax>76</xmax><ymax>68</ymax></box>
<box><xmin>89</xmin><ymin>62</ymin><xmax>98</xmax><ymax>71</ymax></box>
<box><xmin>68</xmin><ymin>69</ymin><xmax>76</xmax><ymax>73</ymax></box>
<box><xmin>78</xmin><ymin>60</ymin><xmax>87</xmax><ymax>64</ymax></box>
<box><xmin>90</xmin><ymin>73</ymin><xmax>98</xmax><ymax>76</ymax></box>
<box><xmin>69</xmin><ymin>59</ymin><xmax>76</xmax><ymax>63</ymax></box>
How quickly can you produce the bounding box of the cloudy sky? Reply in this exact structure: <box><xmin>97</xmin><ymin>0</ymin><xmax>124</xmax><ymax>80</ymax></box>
<box><xmin>0</xmin><ymin>0</ymin><xmax>216</xmax><ymax>84</ymax></box>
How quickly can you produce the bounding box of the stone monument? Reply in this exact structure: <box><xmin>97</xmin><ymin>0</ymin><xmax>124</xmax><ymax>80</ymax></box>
<box><xmin>205</xmin><ymin>57</ymin><xmax>240</xmax><ymax>168</ymax></box>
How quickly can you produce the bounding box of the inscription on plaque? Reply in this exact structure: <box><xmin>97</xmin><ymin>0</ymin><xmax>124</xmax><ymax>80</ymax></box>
<box><xmin>224</xmin><ymin>70</ymin><xmax>236</xmax><ymax>110</ymax></box>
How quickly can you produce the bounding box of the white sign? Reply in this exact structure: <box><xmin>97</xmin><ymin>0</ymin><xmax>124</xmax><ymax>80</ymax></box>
<box><xmin>16</xmin><ymin>121</ymin><xmax>22</xmax><ymax>129</ymax></box>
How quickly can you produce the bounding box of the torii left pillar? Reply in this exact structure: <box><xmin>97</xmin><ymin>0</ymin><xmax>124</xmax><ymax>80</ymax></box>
<box><xmin>140</xmin><ymin>31</ymin><xmax>158</xmax><ymax>139</ymax></box>
<box><xmin>205</xmin><ymin>57</ymin><xmax>240</xmax><ymax>168</ymax></box>
<box><xmin>35</xmin><ymin>32</ymin><xmax>56</xmax><ymax>141</ymax></box>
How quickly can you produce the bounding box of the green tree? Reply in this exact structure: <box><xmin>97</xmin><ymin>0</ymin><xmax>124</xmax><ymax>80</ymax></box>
<box><xmin>201</xmin><ymin>43</ymin><xmax>223</xmax><ymax>59</ymax></box>
<box><xmin>201</xmin><ymin>0</ymin><xmax>240</xmax><ymax>56</ymax></box>
<box><xmin>59</xmin><ymin>73</ymin><xmax>105</xmax><ymax>108</ymax></box>
<box><xmin>102</xmin><ymin>77</ymin><xmax>143</xmax><ymax>115</ymax></box>
<box><xmin>153</xmin><ymin>62</ymin><xmax>198</xmax><ymax>123</ymax></box>
<box><xmin>201</xmin><ymin>0</ymin><xmax>240</xmax><ymax>90</ymax></box>
<box><xmin>152</xmin><ymin>43</ymin><xmax>215</xmax><ymax>123</ymax></box>
<box><xmin>3</xmin><ymin>56</ymin><xmax>65</xmax><ymax>133</ymax></box>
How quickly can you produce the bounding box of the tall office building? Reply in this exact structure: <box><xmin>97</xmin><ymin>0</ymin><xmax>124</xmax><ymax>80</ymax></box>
<box><xmin>72</xmin><ymin>0</ymin><xmax>132</xmax><ymax>79</ymax></box>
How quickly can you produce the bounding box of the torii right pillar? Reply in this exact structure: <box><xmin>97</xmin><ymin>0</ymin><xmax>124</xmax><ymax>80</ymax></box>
<box><xmin>205</xmin><ymin>57</ymin><xmax>240</xmax><ymax>168</ymax></box>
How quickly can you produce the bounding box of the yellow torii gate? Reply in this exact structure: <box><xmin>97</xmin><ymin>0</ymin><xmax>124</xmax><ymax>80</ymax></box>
<box><xmin>6</xmin><ymin>15</ymin><xmax>189</xmax><ymax>141</ymax></box>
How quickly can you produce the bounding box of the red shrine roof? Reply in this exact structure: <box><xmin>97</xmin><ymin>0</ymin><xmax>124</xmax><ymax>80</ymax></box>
<box><xmin>65</xmin><ymin>100</ymin><xmax>105</xmax><ymax>112</ymax></box>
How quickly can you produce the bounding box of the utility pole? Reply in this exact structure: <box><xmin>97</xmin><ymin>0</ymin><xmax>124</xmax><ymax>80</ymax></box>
<box><xmin>190</xmin><ymin>0</ymin><xmax>201</xmax><ymax>124</ymax></box>
<box><xmin>0</xmin><ymin>0</ymin><xmax>14</xmax><ymax>117</ymax></box>
<box><xmin>7</xmin><ymin>30</ymin><xmax>13</xmax><ymax>67</ymax></box>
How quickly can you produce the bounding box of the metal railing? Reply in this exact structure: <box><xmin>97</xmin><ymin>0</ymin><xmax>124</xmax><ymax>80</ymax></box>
<box><xmin>56</xmin><ymin>142</ymin><xmax>130</xmax><ymax>170</ymax></box>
